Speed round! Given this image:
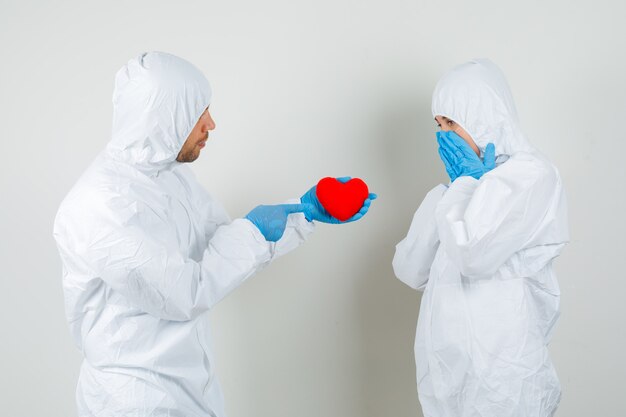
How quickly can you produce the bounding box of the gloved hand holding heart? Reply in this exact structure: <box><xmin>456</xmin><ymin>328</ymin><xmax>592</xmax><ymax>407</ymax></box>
<box><xmin>300</xmin><ymin>177</ymin><xmax>377</xmax><ymax>223</ymax></box>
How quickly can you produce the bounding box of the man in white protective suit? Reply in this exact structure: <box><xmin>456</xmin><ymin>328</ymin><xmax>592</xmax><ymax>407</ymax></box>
<box><xmin>53</xmin><ymin>51</ymin><xmax>375</xmax><ymax>417</ymax></box>
<box><xmin>392</xmin><ymin>59</ymin><xmax>569</xmax><ymax>417</ymax></box>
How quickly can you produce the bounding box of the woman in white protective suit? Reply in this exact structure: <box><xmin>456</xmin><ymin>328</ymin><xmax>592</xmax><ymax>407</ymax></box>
<box><xmin>53</xmin><ymin>52</ymin><xmax>374</xmax><ymax>417</ymax></box>
<box><xmin>392</xmin><ymin>59</ymin><xmax>569</xmax><ymax>417</ymax></box>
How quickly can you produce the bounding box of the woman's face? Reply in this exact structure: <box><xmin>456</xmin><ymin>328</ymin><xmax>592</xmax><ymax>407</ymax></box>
<box><xmin>435</xmin><ymin>115</ymin><xmax>480</xmax><ymax>156</ymax></box>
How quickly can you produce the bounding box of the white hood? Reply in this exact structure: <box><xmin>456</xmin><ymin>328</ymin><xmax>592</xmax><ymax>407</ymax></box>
<box><xmin>106</xmin><ymin>51</ymin><xmax>212</xmax><ymax>175</ymax></box>
<box><xmin>432</xmin><ymin>59</ymin><xmax>533</xmax><ymax>158</ymax></box>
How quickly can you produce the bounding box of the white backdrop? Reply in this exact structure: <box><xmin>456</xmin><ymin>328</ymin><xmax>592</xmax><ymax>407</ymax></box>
<box><xmin>1</xmin><ymin>0</ymin><xmax>625</xmax><ymax>416</ymax></box>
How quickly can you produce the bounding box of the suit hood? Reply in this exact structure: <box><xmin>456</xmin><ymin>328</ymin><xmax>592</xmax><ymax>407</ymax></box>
<box><xmin>432</xmin><ymin>59</ymin><xmax>533</xmax><ymax>159</ymax></box>
<box><xmin>106</xmin><ymin>52</ymin><xmax>211</xmax><ymax>175</ymax></box>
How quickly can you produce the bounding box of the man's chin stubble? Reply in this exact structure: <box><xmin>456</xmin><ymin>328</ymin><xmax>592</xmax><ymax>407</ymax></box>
<box><xmin>176</xmin><ymin>151</ymin><xmax>198</xmax><ymax>163</ymax></box>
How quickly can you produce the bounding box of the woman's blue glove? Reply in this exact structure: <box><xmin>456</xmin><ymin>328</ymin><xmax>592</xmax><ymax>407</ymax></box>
<box><xmin>245</xmin><ymin>204</ymin><xmax>307</xmax><ymax>242</ymax></box>
<box><xmin>437</xmin><ymin>131</ymin><xmax>496</xmax><ymax>182</ymax></box>
<box><xmin>300</xmin><ymin>177</ymin><xmax>378</xmax><ymax>223</ymax></box>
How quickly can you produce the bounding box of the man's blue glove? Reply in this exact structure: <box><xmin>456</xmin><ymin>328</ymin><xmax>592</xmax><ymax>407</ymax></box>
<box><xmin>300</xmin><ymin>177</ymin><xmax>378</xmax><ymax>223</ymax></box>
<box><xmin>245</xmin><ymin>204</ymin><xmax>307</xmax><ymax>242</ymax></box>
<box><xmin>437</xmin><ymin>130</ymin><xmax>496</xmax><ymax>182</ymax></box>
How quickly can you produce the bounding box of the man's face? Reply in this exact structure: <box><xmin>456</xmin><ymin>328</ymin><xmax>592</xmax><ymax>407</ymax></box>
<box><xmin>435</xmin><ymin>115</ymin><xmax>480</xmax><ymax>156</ymax></box>
<box><xmin>176</xmin><ymin>108</ymin><xmax>216</xmax><ymax>163</ymax></box>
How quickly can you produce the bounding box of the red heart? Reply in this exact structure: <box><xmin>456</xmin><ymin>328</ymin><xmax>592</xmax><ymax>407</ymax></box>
<box><xmin>316</xmin><ymin>177</ymin><xmax>369</xmax><ymax>221</ymax></box>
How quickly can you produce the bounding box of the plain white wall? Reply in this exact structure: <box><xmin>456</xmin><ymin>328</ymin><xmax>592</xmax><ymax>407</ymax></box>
<box><xmin>1</xmin><ymin>0</ymin><xmax>625</xmax><ymax>416</ymax></box>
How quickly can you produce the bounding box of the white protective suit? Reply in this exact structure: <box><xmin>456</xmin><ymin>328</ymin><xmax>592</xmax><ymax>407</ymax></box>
<box><xmin>53</xmin><ymin>52</ymin><xmax>314</xmax><ymax>417</ymax></box>
<box><xmin>393</xmin><ymin>59</ymin><xmax>569</xmax><ymax>417</ymax></box>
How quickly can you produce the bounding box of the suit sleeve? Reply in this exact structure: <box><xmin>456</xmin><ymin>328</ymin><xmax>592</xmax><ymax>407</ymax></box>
<box><xmin>435</xmin><ymin>156</ymin><xmax>559</xmax><ymax>279</ymax></box>
<box><xmin>392</xmin><ymin>185</ymin><xmax>447</xmax><ymax>291</ymax></box>
<box><xmin>55</xmin><ymin>191</ymin><xmax>317</xmax><ymax>322</ymax></box>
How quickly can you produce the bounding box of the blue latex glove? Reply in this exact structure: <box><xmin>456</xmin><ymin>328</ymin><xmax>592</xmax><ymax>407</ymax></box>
<box><xmin>300</xmin><ymin>177</ymin><xmax>378</xmax><ymax>224</ymax></box>
<box><xmin>437</xmin><ymin>130</ymin><xmax>496</xmax><ymax>182</ymax></box>
<box><xmin>245</xmin><ymin>204</ymin><xmax>307</xmax><ymax>242</ymax></box>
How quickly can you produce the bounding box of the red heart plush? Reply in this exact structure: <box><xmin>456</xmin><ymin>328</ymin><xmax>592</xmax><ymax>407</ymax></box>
<box><xmin>316</xmin><ymin>177</ymin><xmax>369</xmax><ymax>221</ymax></box>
